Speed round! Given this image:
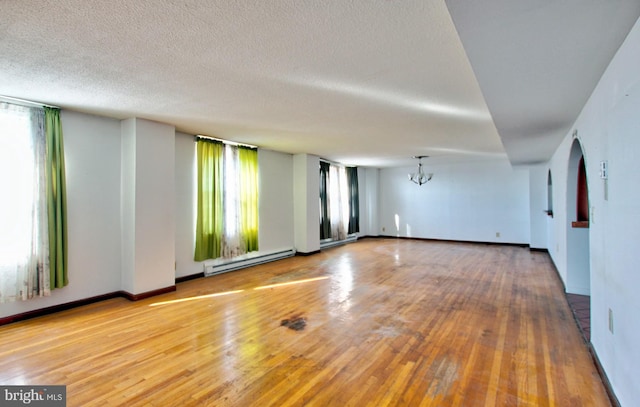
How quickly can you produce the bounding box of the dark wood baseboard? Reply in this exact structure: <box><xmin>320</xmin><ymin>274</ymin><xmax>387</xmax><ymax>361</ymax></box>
<box><xmin>0</xmin><ymin>285</ymin><xmax>177</xmax><ymax>327</ymax></box>
<box><xmin>296</xmin><ymin>250</ymin><xmax>321</xmax><ymax>256</ymax></box>
<box><xmin>548</xmin><ymin>249</ymin><xmax>615</xmax><ymax>405</ymax></box>
<box><xmin>303</xmin><ymin>235</ymin><xmax>532</xmax><ymax>253</ymax></box>
<box><xmin>0</xmin><ymin>292</ymin><xmax>122</xmax><ymax>326</ymax></box>
<box><xmin>376</xmin><ymin>234</ymin><xmax>529</xmax><ymax>248</ymax></box>
<box><xmin>529</xmin><ymin>247</ymin><xmax>549</xmax><ymax>253</ymax></box>
<box><xmin>176</xmin><ymin>272</ymin><xmax>205</xmax><ymax>283</ymax></box>
<box><xmin>352</xmin><ymin>235</ymin><xmax>383</xmax><ymax>241</ymax></box>
<box><xmin>588</xmin><ymin>343</ymin><xmax>621</xmax><ymax>407</ymax></box>
<box><xmin>119</xmin><ymin>285</ymin><xmax>176</xmax><ymax>301</ymax></box>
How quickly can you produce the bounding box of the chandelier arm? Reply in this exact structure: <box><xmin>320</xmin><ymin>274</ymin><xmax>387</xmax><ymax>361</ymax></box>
<box><xmin>408</xmin><ymin>156</ymin><xmax>433</xmax><ymax>186</ymax></box>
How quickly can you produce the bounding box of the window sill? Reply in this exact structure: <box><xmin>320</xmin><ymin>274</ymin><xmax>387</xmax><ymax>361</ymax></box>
<box><xmin>571</xmin><ymin>221</ymin><xmax>589</xmax><ymax>228</ymax></box>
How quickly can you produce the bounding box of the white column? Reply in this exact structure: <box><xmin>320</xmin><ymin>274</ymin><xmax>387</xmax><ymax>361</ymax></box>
<box><xmin>121</xmin><ymin>118</ymin><xmax>176</xmax><ymax>295</ymax></box>
<box><xmin>293</xmin><ymin>154</ymin><xmax>320</xmax><ymax>254</ymax></box>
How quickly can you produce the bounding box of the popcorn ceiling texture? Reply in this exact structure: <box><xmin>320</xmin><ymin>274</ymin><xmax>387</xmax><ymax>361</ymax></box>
<box><xmin>1</xmin><ymin>0</ymin><xmax>638</xmax><ymax>166</ymax></box>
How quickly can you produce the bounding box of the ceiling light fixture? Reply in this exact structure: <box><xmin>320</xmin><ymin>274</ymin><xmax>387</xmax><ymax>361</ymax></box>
<box><xmin>408</xmin><ymin>156</ymin><xmax>433</xmax><ymax>185</ymax></box>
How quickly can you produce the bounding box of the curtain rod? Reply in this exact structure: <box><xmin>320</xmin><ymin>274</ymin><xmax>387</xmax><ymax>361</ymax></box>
<box><xmin>319</xmin><ymin>158</ymin><xmax>356</xmax><ymax>168</ymax></box>
<box><xmin>195</xmin><ymin>134</ymin><xmax>257</xmax><ymax>149</ymax></box>
<box><xmin>0</xmin><ymin>95</ymin><xmax>60</xmax><ymax>109</ymax></box>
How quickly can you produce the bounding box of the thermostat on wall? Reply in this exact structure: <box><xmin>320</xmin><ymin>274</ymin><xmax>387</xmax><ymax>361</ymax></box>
<box><xmin>600</xmin><ymin>160</ymin><xmax>608</xmax><ymax>179</ymax></box>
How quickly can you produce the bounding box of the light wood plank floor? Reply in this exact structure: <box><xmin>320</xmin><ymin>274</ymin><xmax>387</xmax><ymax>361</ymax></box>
<box><xmin>0</xmin><ymin>239</ymin><xmax>610</xmax><ymax>406</ymax></box>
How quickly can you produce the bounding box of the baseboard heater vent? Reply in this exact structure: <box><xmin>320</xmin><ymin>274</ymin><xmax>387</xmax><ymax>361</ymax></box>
<box><xmin>204</xmin><ymin>248</ymin><xmax>296</xmax><ymax>277</ymax></box>
<box><xmin>320</xmin><ymin>234</ymin><xmax>358</xmax><ymax>250</ymax></box>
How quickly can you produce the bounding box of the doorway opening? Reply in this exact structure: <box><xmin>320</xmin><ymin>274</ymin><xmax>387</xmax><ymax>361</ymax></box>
<box><xmin>566</xmin><ymin>137</ymin><xmax>591</xmax><ymax>341</ymax></box>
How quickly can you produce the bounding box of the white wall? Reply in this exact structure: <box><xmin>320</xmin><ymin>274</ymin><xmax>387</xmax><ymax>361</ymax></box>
<box><xmin>121</xmin><ymin>118</ymin><xmax>176</xmax><ymax>295</ymax></box>
<box><xmin>528</xmin><ymin>164</ymin><xmax>548</xmax><ymax>250</ymax></box>
<box><xmin>257</xmin><ymin>149</ymin><xmax>294</xmax><ymax>253</ymax></box>
<box><xmin>358</xmin><ymin>167</ymin><xmax>379</xmax><ymax>237</ymax></box>
<box><xmin>174</xmin><ymin>132</ymin><xmax>199</xmax><ymax>278</ymax></box>
<box><xmin>548</xmin><ymin>16</ymin><xmax>640</xmax><ymax>406</ymax></box>
<box><xmin>1</xmin><ymin>110</ymin><xmax>122</xmax><ymax>318</ymax></box>
<box><xmin>378</xmin><ymin>159</ymin><xmax>530</xmax><ymax>244</ymax></box>
<box><xmin>120</xmin><ymin>119</ymin><xmax>136</xmax><ymax>293</ymax></box>
<box><xmin>293</xmin><ymin>154</ymin><xmax>320</xmax><ymax>253</ymax></box>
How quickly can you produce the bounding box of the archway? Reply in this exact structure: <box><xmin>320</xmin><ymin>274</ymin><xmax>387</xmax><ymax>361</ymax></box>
<box><xmin>565</xmin><ymin>137</ymin><xmax>591</xmax><ymax>340</ymax></box>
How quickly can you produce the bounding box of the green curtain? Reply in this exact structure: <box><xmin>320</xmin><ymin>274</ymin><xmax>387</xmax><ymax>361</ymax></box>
<box><xmin>44</xmin><ymin>108</ymin><xmax>68</xmax><ymax>289</ymax></box>
<box><xmin>346</xmin><ymin>166</ymin><xmax>360</xmax><ymax>234</ymax></box>
<box><xmin>194</xmin><ymin>139</ymin><xmax>225</xmax><ymax>261</ymax></box>
<box><xmin>238</xmin><ymin>146</ymin><xmax>259</xmax><ymax>252</ymax></box>
<box><xmin>319</xmin><ymin>161</ymin><xmax>331</xmax><ymax>239</ymax></box>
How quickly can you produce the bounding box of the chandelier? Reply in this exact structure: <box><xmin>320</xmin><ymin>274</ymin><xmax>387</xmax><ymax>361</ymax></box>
<box><xmin>408</xmin><ymin>156</ymin><xmax>433</xmax><ymax>185</ymax></box>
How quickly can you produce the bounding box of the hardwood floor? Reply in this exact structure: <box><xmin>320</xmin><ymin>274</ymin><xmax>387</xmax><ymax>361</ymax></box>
<box><xmin>0</xmin><ymin>239</ymin><xmax>610</xmax><ymax>406</ymax></box>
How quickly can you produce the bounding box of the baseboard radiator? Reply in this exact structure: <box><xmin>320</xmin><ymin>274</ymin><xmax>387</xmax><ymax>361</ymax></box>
<box><xmin>320</xmin><ymin>234</ymin><xmax>358</xmax><ymax>250</ymax></box>
<box><xmin>204</xmin><ymin>248</ymin><xmax>296</xmax><ymax>277</ymax></box>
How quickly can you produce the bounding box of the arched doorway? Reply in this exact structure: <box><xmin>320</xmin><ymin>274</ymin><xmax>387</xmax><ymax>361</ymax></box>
<box><xmin>566</xmin><ymin>137</ymin><xmax>591</xmax><ymax>340</ymax></box>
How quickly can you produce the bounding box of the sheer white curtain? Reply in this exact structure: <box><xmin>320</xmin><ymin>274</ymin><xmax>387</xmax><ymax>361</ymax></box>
<box><xmin>328</xmin><ymin>164</ymin><xmax>349</xmax><ymax>241</ymax></box>
<box><xmin>221</xmin><ymin>144</ymin><xmax>244</xmax><ymax>258</ymax></box>
<box><xmin>0</xmin><ymin>103</ymin><xmax>50</xmax><ymax>303</ymax></box>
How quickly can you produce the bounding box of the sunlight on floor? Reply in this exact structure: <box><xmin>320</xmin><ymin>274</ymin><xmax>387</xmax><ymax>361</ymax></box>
<box><xmin>149</xmin><ymin>276</ymin><xmax>330</xmax><ymax>307</ymax></box>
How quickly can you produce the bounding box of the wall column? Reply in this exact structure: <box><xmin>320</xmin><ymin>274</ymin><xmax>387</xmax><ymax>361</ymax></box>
<box><xmin>293</xmin><ymin>154</ymin><xmax>320</xmax><ymax>254</ymax></box>
<box><xmin>121</xmin><ymin>118</ymin><xmax>176</xmax><ymax>296</ymax></box>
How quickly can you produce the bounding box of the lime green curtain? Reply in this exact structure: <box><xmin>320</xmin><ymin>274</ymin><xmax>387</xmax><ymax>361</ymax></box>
<box><xmin>44</xmin><ymin>108</ymin><xmax>68</xmax><ymax>289</ymax></box>
<box><xmin>194</xmin><ymin>139</ymin><xmax>225</xmax><ymax>261</ymax></box>
<box><xmin>238</xmin><ymin>146</ymin><xmax>259</xmax><ymax>252</ymax></box>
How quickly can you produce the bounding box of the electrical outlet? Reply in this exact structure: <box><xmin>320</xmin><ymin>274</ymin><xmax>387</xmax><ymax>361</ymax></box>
<box><xmin>495</xmin><ymin>232</ymin><xmax>500</xmax><ymax>238</ymax></box>
<box><xmin>382</xmin><ymin>227</ymin><xmax>386</xmax><ymax>232</ymax></box>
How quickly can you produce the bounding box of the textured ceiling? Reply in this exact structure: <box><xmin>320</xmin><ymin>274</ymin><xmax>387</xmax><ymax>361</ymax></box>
<box><xmin>1</xmin><ymin>1</ymin><xmax>638</xmax><ymax>167</ymax></box>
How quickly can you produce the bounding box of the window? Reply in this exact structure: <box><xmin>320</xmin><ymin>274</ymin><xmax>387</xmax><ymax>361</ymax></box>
<box><xmin>319</xmin><ymin>161</ymin><xmax>359</xmax><ymax>241</ymax></box>
<box><xmin>194</xmin><ymin>137</ymin><xmax>258</xmax><ymax>261</ymax></box>
<box><xmin>0</xmin><ymin>102</ymin><xmax>67</xmax><ymax>303</ymax></box>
